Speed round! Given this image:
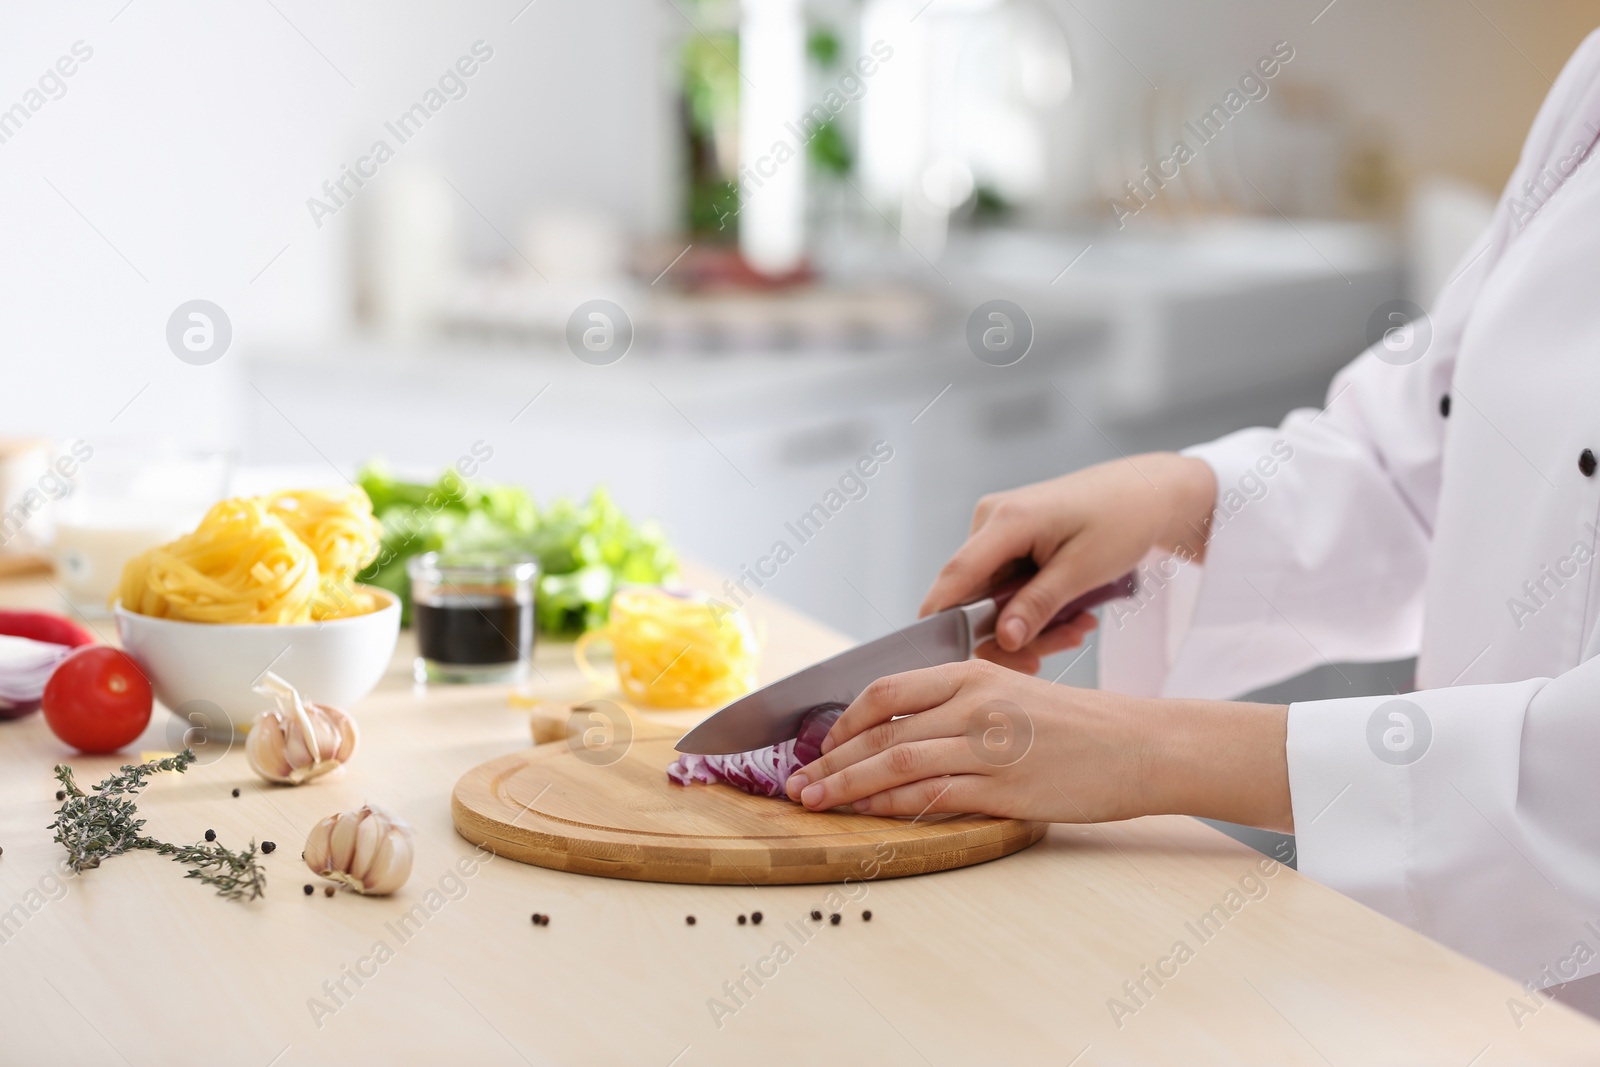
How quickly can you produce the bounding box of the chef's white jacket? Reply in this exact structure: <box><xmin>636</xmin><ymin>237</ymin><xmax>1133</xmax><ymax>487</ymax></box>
<box><xmin>1099</xmin><ymin>28</ymin><xmax>1600</xmax><ymax>988</ymax></box>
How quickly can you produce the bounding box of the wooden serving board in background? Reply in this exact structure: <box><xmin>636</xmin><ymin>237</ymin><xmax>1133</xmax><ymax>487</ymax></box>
<box><xmin>0</xmin><ymin>551</ymin><xmax>51</xmax><ymax>580</ymax></box>
<box><xmin>451</xmin><ymin>726</ymin><xmax>1045</xmax><ymax>885</ymax></box>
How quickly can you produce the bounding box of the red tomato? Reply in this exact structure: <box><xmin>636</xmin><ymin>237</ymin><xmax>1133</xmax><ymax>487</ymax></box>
<box><xmin>42</xmin><ymin>647</ymin><xmax>153</xmax><ymax>754</ymax></box>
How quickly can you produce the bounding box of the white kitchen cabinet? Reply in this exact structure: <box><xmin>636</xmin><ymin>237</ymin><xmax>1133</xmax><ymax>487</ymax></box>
<box><xmin>241</xmin><ymin>327</ymin><xmax>1107</xmax><ymax>640</ymax></box>
<box><xmin>947</xmin><ymin>220</ymin><xmax>1403</xmax><ymax>417</ymax></box>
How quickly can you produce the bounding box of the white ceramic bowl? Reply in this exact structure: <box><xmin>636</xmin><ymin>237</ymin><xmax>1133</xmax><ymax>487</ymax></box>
<box><xmin>114</xmin><ymin>588</ymin><xmax>401</xmax><ymax>732</ymax></box>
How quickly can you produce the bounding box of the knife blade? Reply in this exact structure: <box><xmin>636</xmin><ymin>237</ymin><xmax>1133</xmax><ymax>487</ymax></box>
<box><xmin>673</xmin><ymin>571</ymin><xmax>1137</xmax><ymax>755</ymax></box>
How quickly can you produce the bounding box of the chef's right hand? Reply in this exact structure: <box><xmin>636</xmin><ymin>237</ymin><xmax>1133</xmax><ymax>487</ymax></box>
<box><xmin>920</xmin><ymin>453</ymin><xmax>1218</xmax><ymax>675</ymax></box>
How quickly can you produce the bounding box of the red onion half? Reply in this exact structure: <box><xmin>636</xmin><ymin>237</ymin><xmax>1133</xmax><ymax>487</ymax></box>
<box><xmin>0</xmin><ymin>634</ymin><xmax>76</xmax><ymax>720</ymax></box>
<box><xmin>668</xmin><ymin>703</ymin><xmax>845</xmax><ymax>799</ymax></box>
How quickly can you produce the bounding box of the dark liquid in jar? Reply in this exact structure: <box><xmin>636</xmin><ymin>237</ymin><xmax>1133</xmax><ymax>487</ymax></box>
<box><xmin>414</xmin><ymin>593</ymin><xmax>533</xmax><ymax>666</ymax></box>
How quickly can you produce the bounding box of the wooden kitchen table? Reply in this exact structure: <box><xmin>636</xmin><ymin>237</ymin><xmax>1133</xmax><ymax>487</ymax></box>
<box><xmin>2</xmin><ymin>574</ymin><xmax>1598</xmax><ymax>1067</ymax></box>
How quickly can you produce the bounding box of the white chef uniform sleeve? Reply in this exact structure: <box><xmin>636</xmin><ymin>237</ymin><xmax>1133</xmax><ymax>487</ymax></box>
<box><xmin>1290</xmin><ymin>662</ymin><xmax>1600</xmax><ymax>984</ymax></box>
<box><xmin>1096</xmin><ymin>337</ymin><xmax>1451</xmax><ymax>702</ymax></box>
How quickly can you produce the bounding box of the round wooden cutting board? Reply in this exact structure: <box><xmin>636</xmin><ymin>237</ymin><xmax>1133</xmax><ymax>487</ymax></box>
<box><xmin>451</xmin><ymin>734</ymin><xmax>1046</xmax><ymax>885</ymax></box>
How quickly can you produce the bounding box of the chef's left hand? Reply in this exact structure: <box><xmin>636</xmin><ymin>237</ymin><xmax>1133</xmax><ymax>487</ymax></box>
<box><xmin>783</xmin><ymin>659</ymin><xmax>1293</xmax><ymax>831</ymax></box>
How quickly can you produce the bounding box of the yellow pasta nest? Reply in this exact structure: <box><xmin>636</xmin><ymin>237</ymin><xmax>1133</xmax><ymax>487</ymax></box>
<box><xmin>578</xmin><ymin>586</ymin><xmax>761</xmax><ymax>708</ymax></box>
<box><xmin>117</xmin><ymin>488</ymin><xmax>384</xmax><ymax>625</ymax></box>
<box><xmin>262</xmin><ymin>487</ymin><xmax>385</xmax><ymax>620</ymax></box>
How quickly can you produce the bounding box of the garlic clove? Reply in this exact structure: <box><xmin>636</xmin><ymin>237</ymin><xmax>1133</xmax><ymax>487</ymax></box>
<box><xmin>284</xmin><ymin>724</ymin><xmax>316</xmax><ymax>770</ymax></box>
<box><xmin>304</xmin><ymin>718</ymin><xmax>329</xmax><ymax>763</ymax></box>
<box><xmin>350</xmin><ymin>808</ymin><xmax>382</xmax><ymax>883</ymax></box>
<box><xmin>328</xmin><ymin>810</ymin><xmax>359</xmax><ymax>872</ymax></box>
<box><xmin>303</xmin><ymin>815</ymin><xmax>334</xmax><ymax>872</ymax></box>
<box><xmin>363</xmin><ymin>822</ymin><xmax>413</xmax><ymax>895</ymax></box>
<box><xmin>329</xmin><ymin>706</ymin><xmax>358</xmax><ymax>763</ymax></box>
<box><xmin>310</xmin><ymin>706</ymin><xmax>344</xmax><ymax>761</ymax></box>
<box><xmin>245</xmin><ymin>710</ymin><xmax>291</xmax><ymax>780</ymax></box>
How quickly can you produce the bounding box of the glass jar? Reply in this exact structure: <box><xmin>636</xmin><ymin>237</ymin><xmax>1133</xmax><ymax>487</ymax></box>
<box><xmin>407</xmin><ymin>551</ymin><xmax>538</xmax><ymax>684</ymax></box>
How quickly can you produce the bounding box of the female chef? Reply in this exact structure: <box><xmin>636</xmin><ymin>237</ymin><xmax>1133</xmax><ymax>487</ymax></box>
<box><xmin>786</xmin><ymin>29</ymin><xmax>1600</xmax><ymax>984</ymax></box>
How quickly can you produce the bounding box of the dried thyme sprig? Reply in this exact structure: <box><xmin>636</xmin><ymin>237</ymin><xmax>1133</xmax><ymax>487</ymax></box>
<box><xmin>49</xmin><ymin>750</ymin><xmax>196</xmax><ymax>872</ymax></box>
<box><xmin>47</xmin><ymin>749</ymin><xmax>267</xmax><ymax>901</ymax></box>
<box><xmin>149</xmin><ymin>839</ymin><xmax>268</xmax><ymax>902</ymax></box>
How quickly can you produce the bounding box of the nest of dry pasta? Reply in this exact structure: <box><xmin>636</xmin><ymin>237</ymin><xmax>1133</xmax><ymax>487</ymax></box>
<box><xmin>117</xmin><ymin>487</ymin><xmax>384</xmax><ymax>624</ymax></box>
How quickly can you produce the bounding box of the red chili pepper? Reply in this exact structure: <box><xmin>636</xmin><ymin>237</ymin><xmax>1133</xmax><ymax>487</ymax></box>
<box><xmin>0</xmin><ymin>610</ymin><xmax>94</xmax><ymax>649</ymax></box>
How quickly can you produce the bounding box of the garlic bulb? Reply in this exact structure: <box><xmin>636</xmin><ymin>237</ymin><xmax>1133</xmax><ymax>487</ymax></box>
<box><xmin>246</xmin><ymin>672</ymin><xmax>358</xmax><ymax>785</ymax></box>
<box><xmin>304</xmin><ymin>804</ymin><xmax>413</xmax><ymax>895</ymax></box>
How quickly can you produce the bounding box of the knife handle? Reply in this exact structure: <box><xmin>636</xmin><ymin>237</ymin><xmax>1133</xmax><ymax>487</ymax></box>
<box><xmin>983</xmin><ymin>570</ymin><xmax>1138</xmax><ymax>641</ymax></box>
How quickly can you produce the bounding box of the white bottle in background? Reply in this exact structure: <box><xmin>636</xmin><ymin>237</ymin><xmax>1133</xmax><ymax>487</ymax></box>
<box><xmin>0</xmin><ymin>438</ymin><xmax>52</xmax><ymax>557</ymax></box>
<box><xmin>53</xmin><ymin>500</ymin><xmax>197</xmax><ymax>615</ymax></box>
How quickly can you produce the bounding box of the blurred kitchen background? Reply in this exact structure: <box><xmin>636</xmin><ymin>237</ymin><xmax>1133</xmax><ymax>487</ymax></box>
<box><xmin>1</xmin><ymin>0</ymin><xmax>1595</xmax><ymax>699</ymax></box>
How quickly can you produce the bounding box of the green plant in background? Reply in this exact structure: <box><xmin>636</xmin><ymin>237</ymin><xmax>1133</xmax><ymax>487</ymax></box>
<box><xmin>806</xmin><ymin>27</ymin><xmax>840</xmax><ymax>68</ymax></box>
<box><xmin>972</xmin><ymin>185</ymin><xmax>1014</xmax><ymax>221</ymax></box>
<box><xmin>679</xmin><ymin>18</ymin><xmax>862</xmax><ymax>236</ymax></box>
<box><xmin>681</xmin><ymin>29</ymin><xmax>742</xmax><ymax>237</ymax></box>
<box><xmin>808</xmin><ymin>121</ymin><xmax>851</xmax><ymax>176</ymax></box>
<box><xmin>804</xmin><ymin>27</ymin><xmax>853</xmax><ymax>180</ymax></box>
<box><xmin>357</xmin><ymin>464</ymin><xmax>677</xmax><ymax>637</ymax></box>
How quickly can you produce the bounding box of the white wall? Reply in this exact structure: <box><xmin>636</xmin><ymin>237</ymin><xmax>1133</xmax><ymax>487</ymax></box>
<box><xmin>1033</xmin><ymin>0</ymin><xmax>1600</xmax><ymax>222</ymax></box>
<box><xmin>0</xmin><ymin>0</ymin><xmax>673</xmax><ymax>448</ymax></box>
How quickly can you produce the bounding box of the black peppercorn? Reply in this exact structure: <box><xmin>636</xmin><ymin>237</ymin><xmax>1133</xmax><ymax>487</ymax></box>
<box><xmin>303</xmin><ymin>884</ymin><xmax>314</xmax><ymax>896</ymax></box>
<box><xmin>261</xmin><ymin>841</ymin><xmax>276</xmax><ymax>854</ymax></box>
<box><xmin>686</xmin><ymin>915</ymin><xmax>696</xmax><ymax>925</ymax></box>
<box><xmin>55</xmin><ymin>790</ymin><xmax>65</xmax><ymax>801</ymax></box>
<box><xmin>751</xmin><ymin>911</ymin><xmax>763</xmax><ymax>925</ymax></box>
<box><xmin>531</xmin><ymin>913</ymin><xmax>539</xmax><ymax>925</ymax></box>
<box><xmin>204</xmin><ymin>829</ymin><xmax>216</xmax><ymax>842</ymax></box>
<box><xmin>737</xmin><ymin>914</ymin><xmax>747</xmax><ymax>925</ymax></box>
<box><xmin>231</xmin><ymin>788</ymin><xmax>240</xmax><ymax>798</ymax></box>
<box><xmin>829</xmin><ymin>913</ymin><xmax>841</xmax><ymax>925</ymax></box>
<box><xmin>862</xmin><ymin>910</ymin><xmax>872</xmax><ymax>921</ymax></box>
<box><xmin>0</xmin><ymin>845</ymin><xmax>5</xmax><ymax>858</ymax></box>
<box><xmin>810</xmin><ymin>910</ymin><xmax>822</xmax><ymax>921</ymax></box>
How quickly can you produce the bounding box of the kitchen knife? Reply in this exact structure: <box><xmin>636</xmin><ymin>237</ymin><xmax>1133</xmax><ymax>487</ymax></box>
<box><xmin>673</xmin><ymin>570</ymin><xmax>1138</xmax><ymax>755</ymax></box>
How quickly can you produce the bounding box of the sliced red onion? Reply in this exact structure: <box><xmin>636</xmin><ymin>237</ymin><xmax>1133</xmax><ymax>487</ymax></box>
<box><xmin>0</xmin><ymin>634</ymin><xmax>75</xmax><ymax>720</ymax></box>
<box><xmin>668</xmin><ymin>703</ymin><xmax>845</xmax><ymax>799</ymax></box>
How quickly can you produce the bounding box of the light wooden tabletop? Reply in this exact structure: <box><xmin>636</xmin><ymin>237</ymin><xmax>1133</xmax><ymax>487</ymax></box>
<box><xmin>2</xmin><ymin>571</ymin><xmax>1598</xmax><ymax>1066</ymax></box>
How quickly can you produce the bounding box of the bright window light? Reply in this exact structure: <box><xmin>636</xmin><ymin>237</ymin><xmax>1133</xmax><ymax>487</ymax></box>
<box><xmin>739</xmin><ymin>0</ymin><xmax>806</xmax><ymax>275</ymax></box>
